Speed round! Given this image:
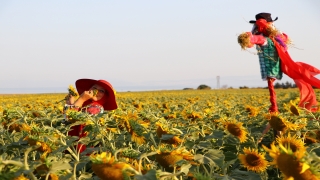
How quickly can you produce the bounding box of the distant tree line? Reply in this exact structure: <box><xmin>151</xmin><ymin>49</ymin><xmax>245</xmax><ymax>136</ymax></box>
<box><xmin>239</xmin><ymin>81</ymin><xmax>297</xmax><ymax>89</ymax></box>
<box><xmin>183</xmin><ymin>81</ymin><xmax>300</xmax><ymax>90</ymax></box>
<box><xmin>183</xmin><ymin>84</ymin><xmax>212</xmax><ymax>90</ymax></box>
<box><xmin>274</xmin><ymin>81</ymin><xmax>297</xmax><ymax>89</ymax></box>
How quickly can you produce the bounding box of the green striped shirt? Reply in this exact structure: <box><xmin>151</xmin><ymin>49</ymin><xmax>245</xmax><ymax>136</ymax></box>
<box><xmin>256</xmin><ymin>38</ymin><xmax>282</xmax><ymax>80</ymax></box>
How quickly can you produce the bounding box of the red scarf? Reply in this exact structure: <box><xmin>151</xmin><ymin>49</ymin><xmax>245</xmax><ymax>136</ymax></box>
<box><xmin>272</xmin><ymin>39</ymin><xmax>320</xmax><ymax>111</ymax></box>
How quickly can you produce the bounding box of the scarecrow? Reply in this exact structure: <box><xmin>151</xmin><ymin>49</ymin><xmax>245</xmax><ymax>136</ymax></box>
<box><xmin>237</xmin><ymin>13</ymin><xmax>320</xmax><ymax>141</ymax></box>
<box><xmin>238</xmin><ymin>12</ymin><xmax>320</xmax><ymax>112</ymax></box>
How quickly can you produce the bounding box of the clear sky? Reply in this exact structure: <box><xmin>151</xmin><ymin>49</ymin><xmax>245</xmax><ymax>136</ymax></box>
<box><xmin>1</xmin><ymin>0</ymin><xmax>320</xmax><ymax>93</ymax></box>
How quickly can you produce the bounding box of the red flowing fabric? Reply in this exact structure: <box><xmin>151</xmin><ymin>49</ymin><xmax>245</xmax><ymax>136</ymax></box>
<box><xmin>272</xmin><ymin>39</ymin><xmax>320</xmax><ymax>111</ymax></box>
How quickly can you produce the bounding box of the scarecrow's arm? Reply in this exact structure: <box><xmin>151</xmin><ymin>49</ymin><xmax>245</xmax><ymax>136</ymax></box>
<box><xmin>238</xmin><ymin>32</ymin><xmax>267</xmax><ymax>49</ymax></box>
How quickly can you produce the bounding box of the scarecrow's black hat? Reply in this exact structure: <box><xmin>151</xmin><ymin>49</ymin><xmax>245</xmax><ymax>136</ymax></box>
<box><xmin>249</xmin><ymin>12</ymin><xmax>278</xmax><ymax>23</ymax></box>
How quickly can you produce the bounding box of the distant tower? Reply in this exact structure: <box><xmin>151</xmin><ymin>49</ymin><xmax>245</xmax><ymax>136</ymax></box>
<box><xmin>216</xmin><ymin>76</ymin><xmax>220</xmax><ymax>89</ymax></box>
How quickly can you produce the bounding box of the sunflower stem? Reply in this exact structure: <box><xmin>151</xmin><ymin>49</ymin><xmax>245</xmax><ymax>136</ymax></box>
<box><xmin>66</xmin><ymin>147</ymin><xmax>79</xmax><ymax>161</ymax></box>
<box><xmin>114</xmin><ymin>148</ymin><xmax>127</xmax><ymax>162</ymax></box>
<box><xmin>45</xmin><ymin>173</ymin><xmax>50</xmax><ymax>180</ymax></box>
<box><xmin>201</xmin><ymin>164</ymin><xmax>210</xmax><ymax>177</ymax></box>
<box><xmin>0</xmin><ymin>160</ymin><xmax>24</xmax><ymax>167</ymax></box>
<box><xmin>72</xmin><ymin>161</ymin><xmax>79</xmax><ymax>180</ymax></box>
<box><xmin>24</xmin><ymin>146</ymin><xmax>40</xmax><ymax>180</ymax></box>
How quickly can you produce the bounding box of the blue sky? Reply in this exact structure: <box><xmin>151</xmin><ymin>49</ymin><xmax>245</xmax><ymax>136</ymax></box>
<box><xmin>1</xmin><ymin>1</ymin><xmax>320</xmax><ymax>93</ymax></box>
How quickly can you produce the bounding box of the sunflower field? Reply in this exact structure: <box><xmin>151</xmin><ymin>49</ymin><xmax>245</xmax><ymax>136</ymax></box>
<box><xmin>1</xmin><ymin>89</ymin><xmax>320</xmax><ymax>180</ymax></box>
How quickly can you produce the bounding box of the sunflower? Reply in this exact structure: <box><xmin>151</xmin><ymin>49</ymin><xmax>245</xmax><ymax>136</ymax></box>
<box><xmin>68</xmin><ymin>85</ymin><xmax>79</xmax><ymax>97</ymax></box>
<box><xmin>3</xmin><ymin>122</ymin><xmax>31</xmax><ymax>133</ymax></box>
<box><xmin>203</xmin><ymin>108</ymin><xmax>213</xmax><ymax>116</ymax></box>
<box><xmin>35</xmin><ymin>164</ymin><xmax>59</xmax><ymax>180</ymax></box>
<box><xmin>304</xmin><ymin>130</ymin><xmax>320</xmax><ymax>145</ymax></box>
<box><xmin>90</xmin><ymin>152</ymin><xmax>133</xmax><ymax>180</ymax></box>
<box><xmin>114</xmin><ymin>112</ymin><xmax>148</xmax><ymax>145</ymax></box>
<box><xmin>124</xmin><ymin>117</ymin><xmax>148</xmax><ymax>145</ymax></box>
<box><xmin>268</xmin><ymin>115</ymin><xmax>287</xmax><ymax>132</ymax></box>
<box><xmin>130</xmin><ymin>131</ymin><xmax>146</xmax><ymax>145</ymax></box>
<box><xmin>284</xmin><ymin>100</ymin><xmax>302</xmax><ymax>116</ymax></box>
<box><xmin>267</xmin><ymin>114</ymin><xmax>300</xmax><ymax>132</ymax></box>
<box><xmin>223</xmin><ymin>119</ymin><xmax>248</xmax><ymax>143</ymax></box>
<box><xmin>263</xmin><ymin>143</ymin><xmax>318</xmax><ymax>180</ymax></box>
<box><xmin>31</xmin><ymin>111</ymin><xmax>44</xmax><ymax>118</ymax></box>
<box><xmin>156</xmin><ymin>121</ymin><xmax>183</xmax><ymax>145</ymax></box>
<box><xmin>162</xmin><ymin>103</ymin><xmax>169</xmax><ymax>109</ymax></box>
<box><xmin>276</xmin><ymin>134</ymin><xmax>306</xmax><ymax>154</ymax></box>
<box><xmin>49</xmin><ymin>174</ymin><xmax>59</xmax><ymax>180</ymax></box>
<box><xmin>238</xmin><ymin>147</ymin><xmax>268</xmax><ymax>173</ymax></box>
<box><xmin>181</xmin><ymin>110</ymin><xmax>203</xmax><ymax>121</ymax></box>
<box><xmin>245</xmin><ymin>105</ymin><xmax>259</xmax><ymax>117</ymax></box>
<box><xmin>25</xmin><ymin>136</ymin><xmax>52</xmax><ymax>153</ymax></box>
<box><xmin>133</xmin><ymin>102</ymin><xmax>142</xmax><ymax>109</ymax></box>
<box><xmin>35</xmin><ymin>164</ymin><xmax>49</xmax><ymax>176</ymax></box>
<box><xmin>155</xmin><ymin>146</ymin><xmax>194</xmax><ymax>171</ymax></box>
<box><xmin>304</xmin><ymin>136</ymin><xmax>319</xmax><ymax>145</ymax></box>
<box><xmin>163</xmin><ymin>109</ymin><xmax>177</xmax><ymax>119</ymax></box>
<box><xmin>13</xmin><ymin>174</ymin><xmax>29</xmax><ymax>180</ymax></box>
<box><xmin>164</xmin><ymin>113</ymin><xmax>177</xmax><ymax>119</ymax></box>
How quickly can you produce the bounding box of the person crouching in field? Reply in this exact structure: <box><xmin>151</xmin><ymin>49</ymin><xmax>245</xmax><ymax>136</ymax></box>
<box><xmin>64</xmin><ymin>78</ymin><xmax>118</xmax><ymax>153</ymax></box>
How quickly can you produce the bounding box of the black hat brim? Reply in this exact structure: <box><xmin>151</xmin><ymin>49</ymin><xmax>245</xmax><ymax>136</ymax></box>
<box><xmin>249</xmin><ymin>17</ymin><xmax>278</xmax><ymax>24</ymax></box>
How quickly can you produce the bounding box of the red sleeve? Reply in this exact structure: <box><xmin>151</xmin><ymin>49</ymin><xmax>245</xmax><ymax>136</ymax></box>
<box><xmin>86</xmin><ymin>106</ymin><xmax>103</xmax><ymax>115</ymax></box>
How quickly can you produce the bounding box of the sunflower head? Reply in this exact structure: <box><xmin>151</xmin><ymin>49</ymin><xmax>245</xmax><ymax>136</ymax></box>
<box><xmin>186</xmin><ymin>111</ymin><xmax>203</xmax><ymax>120</ymax></box>
<box><xmin>90</xmin><ymin>152</ymin><xmax>115</xmax><ymax>165</ymax></box>
<box><xmin>91</xmin><ymin>162</ymin><xmax>132</xmax><ymax>180</ymax></box>
<box><xmin>155</xmin><ymin>146</ymin><xmax>193</xmax><ymax>171</ymax></box>
<box><xmin>4</xmin><ymin>122</ymin><xmax>31</xmax><ymax>133</ymax></box>
<box><xmin>131</xmin><ymin>132</ymin><xmax>146</xmax><ymax>145</ymax></box>
<box><xmin>24</xmin><ymin>136</ymin><xmax>53</xmax><ymax>153</ymax></box>
<box><xmin>304</xmin><ymin>130</ymin><xmax>320</xmax><ymax>145</ymax></box>
<box><xmin>133</xmin><ymin>101</ymin><xmax>142</xmax><ymax>109</ymax></box>
<box><xmin>13</xmin><ymin>174</ymin><xmax>29</xmax><ymax>180</ymax></box>
<box><xmin>268</xmin><ymin>115</ymin><xmax>287</xmax><ymax>132</ymax></box>
<box><xmin>68</xmin><ymin>85</ymin><xmax>79</xmax><ymax>97</ymax></box>
<box><xmin>276</xmin><ymin>134</ymin><xmax>306</xmax><ymax>154</ymax></box>
<box><xmin>162</xmin><ymin>103</ymin><xmax>169</xmax><ymax>109</ymax></box>
<box><xmin>156</xmin><ymin>123</ymin><xmax>167</xmax><ymax>137</ymax></box>
<box><xmin>262</xmin><ymin>143</ymin><xmax>317</xmax><ymax>179</ymax></box>
<box><xmin>290</xmin><ymin>104</ymin><xmax>300</xmax><ymax>116</ymax></box>
<box><xmin>304</xmin><ymin>136</ymin><xmax>319</xmax><ymax>145</ymax></box>
<box><xmin>123</xmin><ymin>118</ymin><xmax>148</xmax><ymax>145</ymax></box>
<box><xmin>284</xmin><ymin>100</ymin><xmax>302</xmax><ymax>116</ymax></box>
<box><xmin>238</xmin><ymin>147</ymin><xmax>268</xmax><ymax>173</ymax></box>
<box><xmin>163</xmin><ymin>110</ymin><xmax>177</xmax><ymax>119</ymax></box>
<box><xmin>245</xmin><ymin>105</ymin><xmax>259</xmax><ymax>117</ymax></box>
<box><xmin>223</xmin><ymin>119</ymin><xmax>248</xmax><ymax>143</ymax></box>
<box><xmin>155</xmin><ymin>121</ymin><xmax>183</xmax><ymax>145</ymax></box>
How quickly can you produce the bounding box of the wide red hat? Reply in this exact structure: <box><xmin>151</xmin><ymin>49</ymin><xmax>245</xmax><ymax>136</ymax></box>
<box><xmin>75</xmin><ymin>79</ymin><xmax>118</xmax><ymax>110</ymax></box>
